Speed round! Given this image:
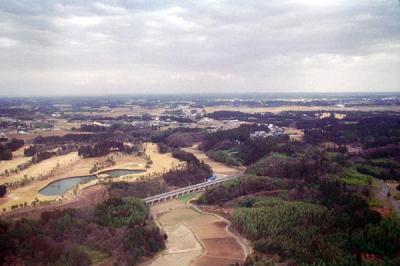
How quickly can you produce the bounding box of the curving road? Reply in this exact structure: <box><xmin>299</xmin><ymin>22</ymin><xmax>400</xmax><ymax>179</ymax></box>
<box><xmin>379</xmin><ymin>180</ymin><xmax>400</xmax><ymax>219</ymax></box>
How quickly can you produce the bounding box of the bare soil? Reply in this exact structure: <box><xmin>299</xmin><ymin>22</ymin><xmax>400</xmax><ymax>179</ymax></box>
<box><xmin>195</xmin><ymin>256</ymin><xmax>243</xmax><ymax>266</ymax></box>
<box><xmin>144</xmin><ymin>199</ymin><xmax>247</xmax><ymax>266</ymax></box>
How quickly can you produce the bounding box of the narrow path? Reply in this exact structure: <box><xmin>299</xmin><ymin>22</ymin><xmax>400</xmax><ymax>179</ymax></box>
<box><xmin>390</xmin><ymin>197</ymin><xmax>400</xmax><ymax>219</ymax></box>
<box><xmin>378</xmin><ymin>180</ymin><xmax>400</xmax><ymax>219</ymax></box>
<box><xmin>190</xmin><ymin>203</ymin><xmax>252</xmax><ymax>258</ymax></box>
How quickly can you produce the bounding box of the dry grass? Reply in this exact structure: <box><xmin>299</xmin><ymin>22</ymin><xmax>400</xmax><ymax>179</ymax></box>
<box><xmin>0</xmin><ymin>145</ymin><xmax>32</xmax><ymax>175</ymax></box>
<box><xmin>0</xmin><ymin>142</ymin><xmax>180</xmax><ymax>213</ymax></box>
<box><xmin>0</xmin><ymin>152</ymin><xmax>81</xmax><ymax>185</ymax></box>
<box><xmin>6</xmin><ymin>129</ymin><xmax>92</xmax><ymax>144</ymax></box>
<box><xmin>81</xmin><ymin>105</ymin><xmax>167</xmax><ymax>118</ymax></box>
<box><xmin>284</xmin><ymin>127</ymin><xmax>304</xmax><ymax>141</ymax></box>
<box><xmin>144</xmin><ymin>142</ymin><xmax>183</xmax><ymax>176</ymax></box>
<box><xmin>0</xmin><ymin>152</ymin><xmax>146</xmax><ymax>212</ymax></box>
<box><xmin>387</xmin><ymin>181</ymin><xmax>400</xmax><ymax>202</ymax></box>
<box><xmin>182</xmin><ymin>145</ymin><xmax>243</xmax><ymax>175</ymax></box>
<box><xmin>2</xmin><ymin>185</ymin><xmax>107</xmax><ymax>220</ymax></box>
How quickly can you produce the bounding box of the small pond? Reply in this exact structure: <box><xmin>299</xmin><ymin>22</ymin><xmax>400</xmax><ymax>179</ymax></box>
<box><xmin>39</xmin><ymin>175</ymin><xmax>97</xmax><ymax>196</ymax></box>
<box><xmin>98</xmin><ymin>169</ymin><xmax>145</xmax><ymax>178</ymax></box>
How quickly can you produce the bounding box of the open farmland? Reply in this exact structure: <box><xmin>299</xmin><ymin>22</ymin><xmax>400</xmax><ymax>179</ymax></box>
<box><xmin>146</xmin><ymin>198</ymin><xmax>247</xmax><ymax>266</ymax></box>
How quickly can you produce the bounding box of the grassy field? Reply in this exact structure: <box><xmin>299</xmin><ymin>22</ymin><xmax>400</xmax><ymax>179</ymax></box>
<box><xmin>284</xmin><ymin>127</ymin><xmax>304</xmax><ymax>141</ymax></box>
<box><xmin>178</xmin><ymin>193</ymin><xmax>196</xmax><ymax>204</ymax></box>
<box><xmin>340</xmin><ymin>168</ymin><xmax>375</xmax><ymax>186</ymax></box>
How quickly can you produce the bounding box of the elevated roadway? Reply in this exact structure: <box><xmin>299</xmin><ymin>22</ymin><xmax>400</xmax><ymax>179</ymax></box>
<box><xmin>144</xmin><ymin>173</ymin><xmax>243</xmax><ymax>205</ymax></box>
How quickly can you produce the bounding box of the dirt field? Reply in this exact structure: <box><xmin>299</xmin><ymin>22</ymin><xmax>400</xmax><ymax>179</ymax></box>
<box><xmin>145</xmin><ymin>198</ymin><xmax>246</xmax><ymax>266</ymax></box>
<box><xmin>142</xmin><ymin>223</ymin><xmax>203</xmax><ymax>266</ymax></box>
<box><xmin>6</xmin><ymin>129</ymin><xmax>92</xmax><ymax>144</ymax></box>
<box><xmin>80</xmin><ymin>105</ymin><xmax>167</xmax><ymax>118</ymax></box>
<box><xmin>182</xmin><ymin>145</ymin><xmax>243</xmax><ymax>175</ymax></box>
<box><xmin>284</xmin><ymin>127</ymin><xmax>304</xmax><ymax>142</ymax></box>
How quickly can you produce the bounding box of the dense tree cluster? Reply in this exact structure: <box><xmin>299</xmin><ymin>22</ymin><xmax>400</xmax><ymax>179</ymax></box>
<box><xmin>206</xmin><ymin>148</ymin><xmax>242</xmax><ymax>166</ymax></box>
<box><xmin>206</xmin><ymin>110</ymin><xmax>266</xmax><ymax>121</ymax></box>
<box><xmin>0</xmin><ymin>197</ymin><xmax>165</xmax><ymax>265</ymax></box>
<box><xmin>80</xmin><ymin>124</ymin><xmax>109</xmax><ymax>132</ymax></box>
<box><xmin>0</xmin><ymin>138</ymin><xmax>24</xmax><ymax>161</ymax></box>
<box><xmin>201</xmin><ymin>124</ymin><xmax>290</xmax><ymax>165</ymax></box>
<box><xmin>303</xmin><ymin>114</ymin><xmax>400</xmax><ymax>148</ymax></box>
<box><xmin>362</xmin><ymin>144</ymin><xmax>400</xmax><ymax>160</ymax></box>
<box><xmin>78</xmin><ymin>141</ymin><xmax>141</xmax><ymax>158</ymax></box>
<box><xmin>78</xmin><ymin>141</ymin><xmax>124</xmax><ymax>158</ymax></box>
<box><xmin>198</xmin><ymin>175</ymin><xmax>293</xmax><ymax>205</ymax></box>
<box><xmin>245</xmin><ymin>151</ymin><xmax>339</xmax><ymax>182</ymax></box>
<box><xmin>159</xmin><ymin>115</ymin><xmax>194</xmax><ymax>123</ymax></box>
<box><xmin>202</xmin><ymin>124</ymin><xmax>268</xmax><ymax>151</ymax></box>
<box><xmin>165</xmin><ymin>131</ymin><xmax>204</xmax><ymax>147</ymax></box>
<box><xmin>233</xmin><ymin>198</ymin><xmax>337</xmax><ymax>263</ymax></box>
<box><xmin>151</xmin><ymin>127</ymin><xmax>204</xmax><ymax>148</ymax></box>
<box><xmin>34</xmin><ymin>133</ymin><xmax>125</xmax><ymax>145</ymax></box>
<box><xmin>196</xmin><ymin>117</ymin><xmax>400</xmax><ymax>264</ymax></box>
<box><xmin>0</xmin><ymin>185</ymin><xmax>6</xmax><ymax>197</ymax></box>
<box><xmin>162</xmin><ymin>149</ymin><xmax>212</xmax><ymax>187</ymax></box>
<box><xmin>108</xmin><ymin>180</ymin><xmax>168</xmax><ymax>199</ymax></box>
<box><xmin>23</xmin><ymin>145</ymin><xmax>75</xmax><ymax>165</ymax></box>
<box><xmin>237</xmin><ymin>195</ymin><xmax>400</xmax><ymax>265</ymax></box>
<box><xmin>23</xmin><ymin>145</ymin><xmax>39</xmax><ymax>157</ymax></box>
<box><xmin>201</xmin><ymin>174</ymin><xmax>400</xmax><ymax>265</ymax></box>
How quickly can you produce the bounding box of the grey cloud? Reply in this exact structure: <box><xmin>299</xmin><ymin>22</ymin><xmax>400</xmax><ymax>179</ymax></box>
<box><xmin>0</xmin><ymin>0</ymin><xmax>399</xmax><ymax>95</ymax></box>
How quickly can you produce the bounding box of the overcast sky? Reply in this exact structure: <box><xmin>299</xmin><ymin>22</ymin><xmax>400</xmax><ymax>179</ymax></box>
<box><xmin>0</xmin><ymin>0</ymin><xmax>399</xmax><ymax>96</ymax></box>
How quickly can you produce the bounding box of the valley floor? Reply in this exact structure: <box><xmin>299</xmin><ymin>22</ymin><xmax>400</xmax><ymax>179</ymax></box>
<box><xmin>143</xmin><ymin>198</ymin><xmax>248</xmax><ymax>266</ymax></box>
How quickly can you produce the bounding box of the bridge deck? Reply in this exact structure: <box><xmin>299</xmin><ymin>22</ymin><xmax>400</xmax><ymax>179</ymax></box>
<box><xmin>144</xmin><ymin>173</ymin><xmax>242</xmax><ymax>204</ymax></box>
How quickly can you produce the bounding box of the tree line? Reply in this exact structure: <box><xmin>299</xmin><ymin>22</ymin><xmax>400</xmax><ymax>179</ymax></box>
<box><xmin>0</xmin><ymin>197</ymin><xmax>165</xmax><ymax>265</ymax></box>
<box><xmin>162</xmin><ymin>149</ymin><xmax>213</xmax><ymax>187</ymax></box>
<box><xmin>0</xmin><ymin>138</ymin><xmax>24</xmax><ymax>161</ymax></box>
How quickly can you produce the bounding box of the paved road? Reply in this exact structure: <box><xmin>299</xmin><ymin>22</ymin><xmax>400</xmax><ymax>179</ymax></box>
<box><xmin>144</xmin><ymin>173</ymin><xmax>243</xmax><ymax>204</ymax></box>
<box><xmin>380</xmin><ymin>180</ymin><xmax>400</xmax><ymax>219</ymax></box>
<box><xmin>380</xmin><ymin>180</ymin><xmax>389</xmax><ymax>197</ymax></box>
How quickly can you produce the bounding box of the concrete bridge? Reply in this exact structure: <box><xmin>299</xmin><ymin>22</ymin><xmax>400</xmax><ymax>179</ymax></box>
<box><xmin>144</xmin><ymin>173</ymin><xmax>243</xmax><ymax>205</ymax></box>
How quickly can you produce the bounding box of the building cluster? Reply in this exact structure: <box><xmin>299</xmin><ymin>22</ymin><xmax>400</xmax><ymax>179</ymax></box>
<box><xmin>0</xmin><ymin>133</ymin><xmax>8</xmax><ymax>142</ymax></box>
<box><xmin>250</xmin><ymin>124</ymin><xmax>285</xmax><ymax>139</ymax></box>
<box><xmin>0</xmin><ymin>116</ymin><xmax>54</xmax><ymax>135</ymax></box>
